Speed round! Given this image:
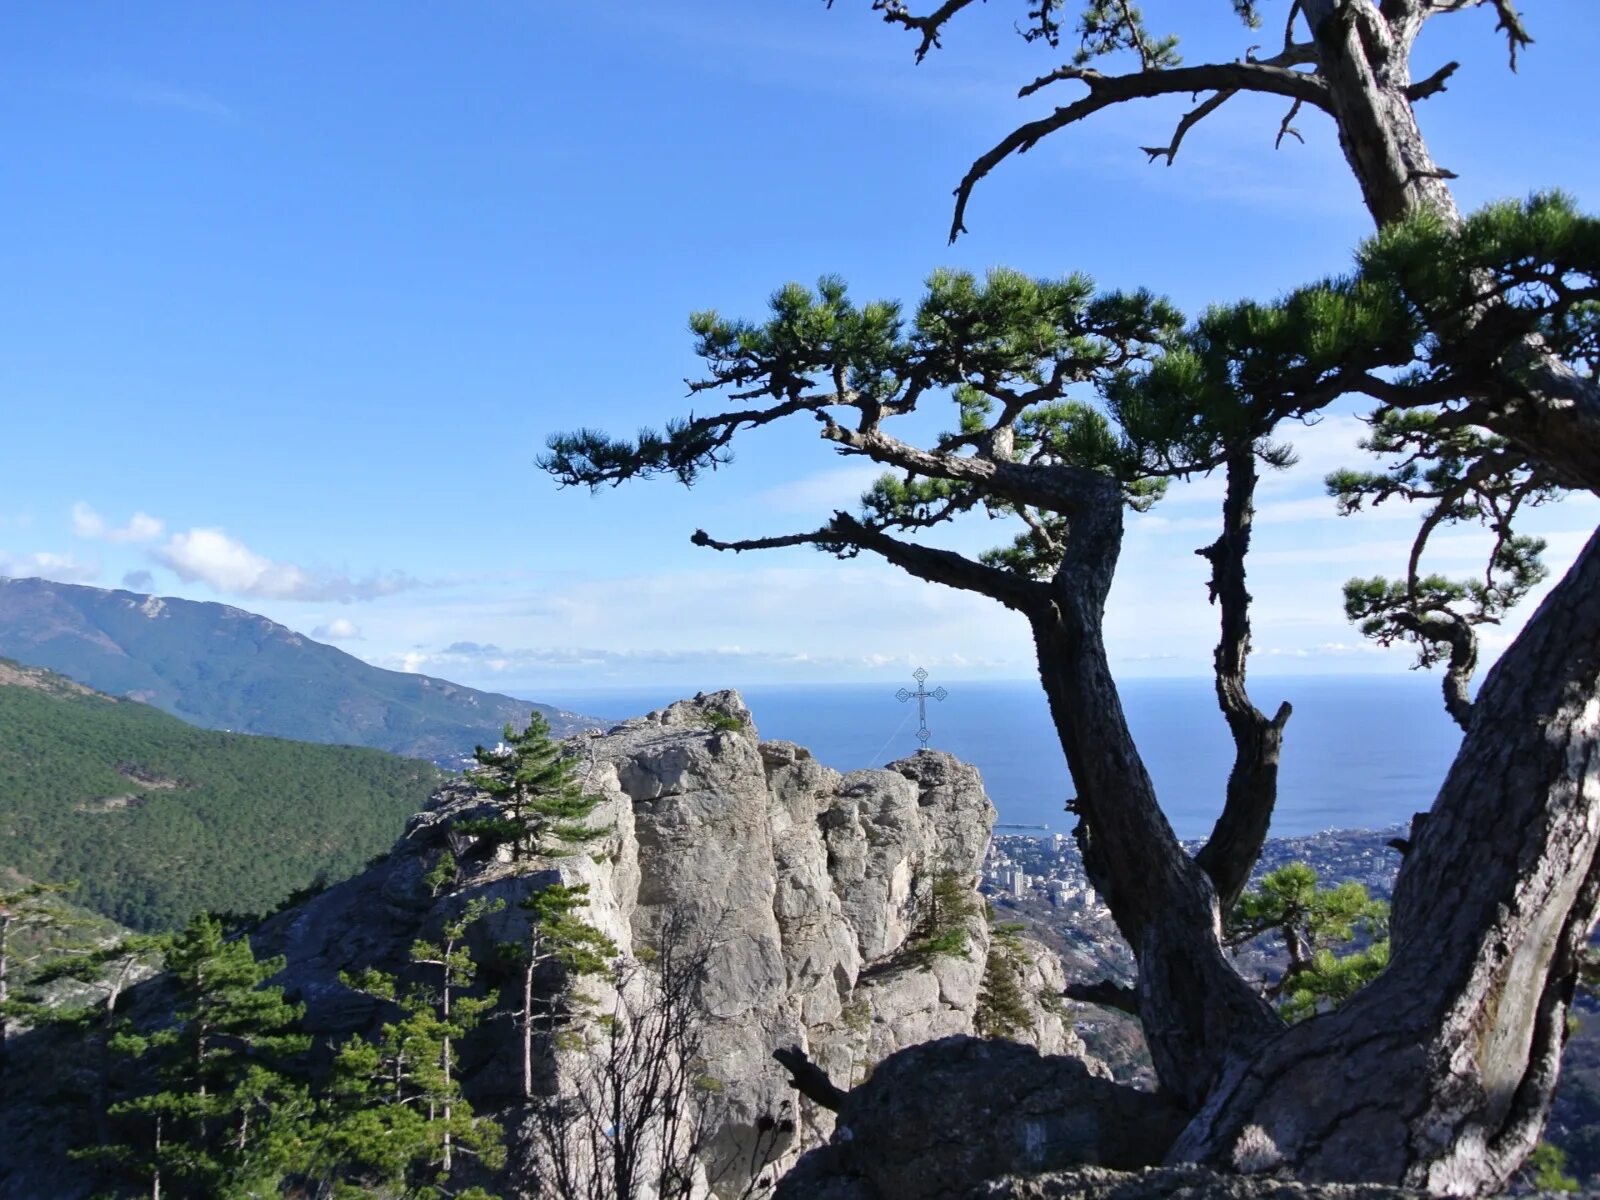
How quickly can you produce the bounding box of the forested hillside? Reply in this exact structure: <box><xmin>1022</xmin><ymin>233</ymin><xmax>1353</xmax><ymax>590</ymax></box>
<box><xmin>0</xmin><ymin>577</ymin><xmax>592</xmax><ymax>763</ymax></box>
<box><xmin>0</xmin><ymin>660</ymin><xmax>442</xmax><ymax>930</ymax></box>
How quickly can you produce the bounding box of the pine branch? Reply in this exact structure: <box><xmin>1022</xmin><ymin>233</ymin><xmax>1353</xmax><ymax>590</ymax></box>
<box><xmin>693</xmin><ymin>512</ymin><xmax>1048</xmax><ymax>613</ymax></box>
<box><xmin>1422</xmin><ymin>0</ymin><xmax>1533</xmax><ymax>70</ymax></box>
<box><xmin>1062</xmin><ymin>978</ymin><xmax>1138</xmax><ymax>1014</ymax></box>
<box><xmin>1141</xmin><ymin>89</ymin><xmax>1236</xmax><ymax>167</ymax></box>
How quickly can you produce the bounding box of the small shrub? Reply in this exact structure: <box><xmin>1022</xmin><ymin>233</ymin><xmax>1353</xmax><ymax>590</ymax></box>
<box><xmin>1526</xmin><ymin>1142</ymin><xmax>1580</xmax><ymax>1192</ymax></box>
<box><xmin>841</xmin><ymin>997</ymin><xmax>872</xmax><ymax>1035</ymax></box>
<box><xmin>906</xmin><ymin>868</ymin><xmax>981</xmax><ymax>963</ymax></box>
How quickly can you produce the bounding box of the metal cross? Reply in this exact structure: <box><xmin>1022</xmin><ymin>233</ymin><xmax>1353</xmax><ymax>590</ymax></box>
<box><xmin>896</xmin><ymin>667</ymin><xmax>948</xmax><ymax>746</ymax></box>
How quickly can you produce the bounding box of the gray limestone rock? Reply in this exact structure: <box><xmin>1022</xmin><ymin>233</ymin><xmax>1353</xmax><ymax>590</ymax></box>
<box><xmin>248</xmin><ymin>689</ymin><xmax>1080</xmax><ymax>1199</ymax></box>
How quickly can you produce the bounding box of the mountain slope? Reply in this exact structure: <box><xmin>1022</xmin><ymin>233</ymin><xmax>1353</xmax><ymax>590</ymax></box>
<box><xmin>0</xmin><ymin>577</ymin><xmax>591</xmax><ymax>762</ymax></box>
<box><xmin>0</xmin><ymin>659</ymin><xmax>444</xmax><ymax>930</ymax></box>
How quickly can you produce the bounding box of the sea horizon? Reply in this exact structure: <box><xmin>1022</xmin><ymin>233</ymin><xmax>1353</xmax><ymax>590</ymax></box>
<box><xmin>531</xmin><ymin>674</ymin><xmax>1461</xmax><ymax>842</ymax></box>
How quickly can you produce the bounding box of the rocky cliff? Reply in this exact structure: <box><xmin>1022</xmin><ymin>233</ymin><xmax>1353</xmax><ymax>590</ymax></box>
<box><xmin>252</xmin><ymin>689</ymin><xmax>1084</xmax><ymax>1196</ymax></box>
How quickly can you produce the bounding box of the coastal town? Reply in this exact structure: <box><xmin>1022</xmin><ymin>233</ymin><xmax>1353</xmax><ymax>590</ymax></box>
<box><xmin>978</xmin><ymin>824</ymin><xmax>1412</xmax><ymax>1085</ymax></box>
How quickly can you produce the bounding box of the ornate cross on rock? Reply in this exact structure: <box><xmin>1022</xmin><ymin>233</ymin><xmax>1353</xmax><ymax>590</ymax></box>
<box><xmin>895</xmin><ymin>667</ymin><xmax>948</xmax><ymax>747</ymax></box>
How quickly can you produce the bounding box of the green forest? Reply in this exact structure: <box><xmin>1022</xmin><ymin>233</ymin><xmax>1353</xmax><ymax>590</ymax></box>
<box><xmin>0</xmin><ymin>661</ymin><xmax>442</xmax><ymax>930</ymax></box>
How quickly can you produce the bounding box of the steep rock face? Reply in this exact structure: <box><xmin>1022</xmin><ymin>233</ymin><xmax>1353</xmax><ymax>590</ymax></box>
<box><xmin>256</xmin><ymin>690</ymin><xmax>1084</xmax><ymax>1196</ymax></box>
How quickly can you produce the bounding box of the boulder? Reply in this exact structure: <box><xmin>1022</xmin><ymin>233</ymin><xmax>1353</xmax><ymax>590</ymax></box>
<box><xmin>776</xmin><ymin>1037</ymin><xmax>1189</xmax><ymax>1200</ymax></box>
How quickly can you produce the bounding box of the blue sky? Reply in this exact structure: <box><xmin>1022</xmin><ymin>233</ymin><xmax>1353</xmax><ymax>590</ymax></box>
<box><xmin>4</xmin><ymin>1</ymin><xmax>1597</xmax><ymax>697</ymax></box>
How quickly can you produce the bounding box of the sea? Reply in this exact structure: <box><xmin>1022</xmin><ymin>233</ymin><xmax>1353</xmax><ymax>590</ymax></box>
<box><xmin>536</xmin><ymin>676</ymin><xmax>1461</xmax><ymax>841</ymax></box>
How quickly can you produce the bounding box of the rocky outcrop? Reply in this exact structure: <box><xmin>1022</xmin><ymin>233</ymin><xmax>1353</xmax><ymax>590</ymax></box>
<box><xmin>973</xmin><ymin>1167</ymin><xmax>1419</xmax><ymax>1199</ymax></box>
<box><xmin>255</xmin><ymin>690</ymin><xmax>1084</xmax><ymax>1196</ymax></box>
<box><xmin>775</xmin><ymin>1037</ymin><xmax>1188</xmax><ymax>1200</ymax></box>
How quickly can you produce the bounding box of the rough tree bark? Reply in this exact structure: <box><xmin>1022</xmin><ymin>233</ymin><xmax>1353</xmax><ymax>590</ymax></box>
<box><xmin>1020</xmin><ymin>475</ymin><xmax>1282</xmax><ymax>1106</ymax></box>
<box><xmin>1172</xmin><ymin>525</ymin><xmax>1600</xmax><ymax>1190</ymax></box>
<box><xmin>884</xmin><ymin>0</ymin><xmax>1600</xmax><ymax>1188</ymax></box>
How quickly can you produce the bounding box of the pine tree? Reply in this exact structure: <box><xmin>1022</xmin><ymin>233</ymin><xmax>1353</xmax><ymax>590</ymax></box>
<box><xmin>907</xmin><ymin>869</ymin><xmax>981</xmax><ymax>963</ymax></box>
<box><xmin>543</xmin><ymin>3</ymin><xmax>1600</xmax><ymax>1182</ymax></box>
<box><xmin>1226</xmin><ymin>863</ymin><xmax>1390</xmax><ymax>1023</ymax></box>
<box><xmin>508</xmin><ymin>882</ymin><xmax>617</xmax><ymax>1100</ymax></box>
<box><xmin>462</xmin><ymin>713</ymin><xmax>603</xmax><ymax>860</ymax></box>
<box><xmin>321</xmin><ymin>896</ymin><xmax>506</xmax><ymax>1198</ymax></box>
<box><xmin>86</xmin><ymin>913</ymin><xmax>311</xmax><ymax>1199</ymax></box>
<box><xmin>975</xmin><ymin>923</ymin><xmax>1035</xmax><ymax>1042</ymax></box>
<box><xmin>26</xmin><ymin>927</ymin><xmax>165</xmax><ymax>1148</ymax></box>
<box><xmin>0</xmin><ymin>880</ymin><xmax>70</xmax><ymax>1068</ymax></box>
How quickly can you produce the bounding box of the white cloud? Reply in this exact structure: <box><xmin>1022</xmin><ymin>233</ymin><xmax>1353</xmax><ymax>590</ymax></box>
<box><xmin>313</xmin><ymin>617</ymin><xmax>363</xmax><ymax>641</ymax></box>
<box><xmin>1260</xmin><ymin>641</ymin><xmax>1387</xmax><ymax>659</ymax></box>
<box><xmin>326</xmin><ymin>558</ymin><xmax>1037</xmax><ymax>690</ymax></box>
<box><xmin>152</xmin><ymin>527</ymin><xmax>420</xmax><ymax>603</ymax></box>
<box><xmin>72</xmin><ymin>502</ymin><xmax>165</xmax><ymax>543</ymax></box>
<box><xmin>0</xmin><ymin>551</ymin><xmax>99</xmax><ymax>584</ymax></box>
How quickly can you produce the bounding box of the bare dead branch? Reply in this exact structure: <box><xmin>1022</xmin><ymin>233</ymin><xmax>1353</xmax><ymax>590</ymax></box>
<box><xmin>838</xmin><ymin>0</ymin><xmax>983</xmax><ymax>63</ymax></box>
<box><xmin>1422</xmin><ymin>0</ymin><xmax>1532</xmax><ymax>70</ymax></box>
<box><xmin>691</xmin><ymin>526</ymin><xmax>836</xmax><ymax>555</ymax></box>
<box><xmin>1142</xmin><ymin>90</ymin><xmax>1236</xmax><ymax>166</ymax></box>
<box><xmin>1282</xmin><ymin>0</ymin><xmax>1307</xmax><ymax>54</ymax></box>
<box><xmin>1489</xmin><ymin>0</ymin><xmax>1534</xmax><ymax>68</ymax></box>
<box><xmin>694</xmin><ymin>513</ymin><xmax>1047</xmax><ymax>613</ymax></box>
<box><xmin>955</xmin><ymin>62</ymin><xmax>1331</xmax><ymax>241</ymax></box>
<box><xmin>1274</xmin><ymin>97</ymin><xmax>1306</xmax><ymax>149</ymax></box>
<box><xmin>1406</xmin><ymin>60</ymin><xmax>1460</xmax><ymax>101</ymax></box>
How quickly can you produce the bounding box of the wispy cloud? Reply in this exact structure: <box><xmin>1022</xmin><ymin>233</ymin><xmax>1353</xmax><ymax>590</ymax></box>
<box><xmin>313</xmin><ymin>617</ymin><xmax>363</xmax><ymax>641</ymax></box>
<box><xmin>1259</xmin><ymin>641</ymin><xmax>1387</xmax><ymax>659</ymax></box>
<box><xmin>755</xmin><ymin>464</ymin><xmax>885</xmax><ymax>514</ymax></box>
<box><xmin>72</xmin><ymin>502</ymin><xmax>165</xmax><ymax>543</ymax></box>
<box><xmin>152</xmin><ymin>527</ymin><xmax>422</xmax><ymax>603</ymax></box>
<box><xmin>73</xmin><ymin>75</ymin><xmax>234</xmax><ymax>119</ymax></box>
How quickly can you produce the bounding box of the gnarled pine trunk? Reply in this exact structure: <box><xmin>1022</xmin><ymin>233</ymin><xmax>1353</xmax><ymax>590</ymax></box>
<box><xmin>1025</xmin><ymin>478</ymin><xmax>1282</xmax><ymax>1108</ymax></box>
<box><xmin>1058</xmin><ymin>9</ymin><xmax>1600</xmax><ymax>1190</ymax></box>
<box><xmin>1170</xmin><ymin>526</ymin><xmax>1600</xmax><ymax>1190</ymax></box>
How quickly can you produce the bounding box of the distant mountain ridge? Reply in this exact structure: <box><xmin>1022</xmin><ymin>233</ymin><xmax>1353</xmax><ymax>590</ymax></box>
<box><xmin>0</xmin><ymin>577</ymin><xmax>592</xmax><ymax>763</ymax></box>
